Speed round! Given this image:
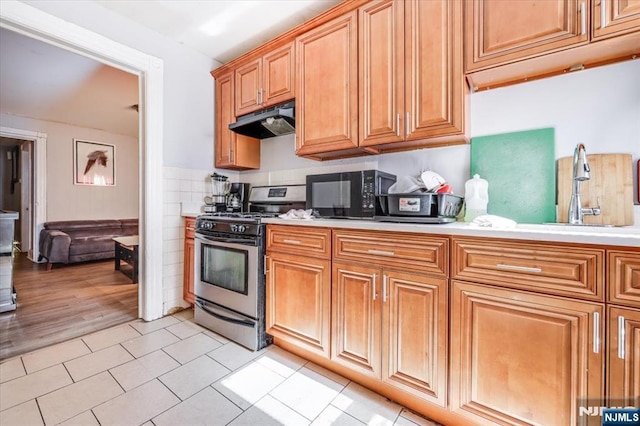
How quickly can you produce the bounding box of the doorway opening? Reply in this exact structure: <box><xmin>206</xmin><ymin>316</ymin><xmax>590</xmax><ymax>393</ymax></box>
<box><xmin>0</xmin><ymin>137</ymin><xmax>33</xmax><ymax>257</ymax></box>
<box><xmin>1</xmin><ymin>2</ymin><xmax>165</xmax><ymax>324</ymax></box>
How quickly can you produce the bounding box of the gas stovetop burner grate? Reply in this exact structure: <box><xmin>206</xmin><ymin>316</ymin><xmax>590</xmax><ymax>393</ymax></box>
<box><xmin>200</xmin><ymin>212</ymin><xmax>280</xmax><ymax>222</ymax></box>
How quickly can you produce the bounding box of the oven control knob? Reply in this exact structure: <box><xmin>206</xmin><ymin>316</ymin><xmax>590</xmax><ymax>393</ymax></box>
<box><xmin>231</xmin><ymin>224</ymin><xmax>247</xmax><ymax>233</ymax></box>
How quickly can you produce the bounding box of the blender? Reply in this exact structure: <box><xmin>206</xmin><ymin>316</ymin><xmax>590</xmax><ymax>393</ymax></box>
<box><xmin>207</xmin><ymin>173</ymin><xmax>231</xmax><ymax>213</ymax></box>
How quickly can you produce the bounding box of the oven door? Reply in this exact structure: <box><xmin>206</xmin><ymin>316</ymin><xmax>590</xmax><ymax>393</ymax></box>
<box><xmin>194</xmin><ymin>232</ymin><xmax>259</xmax><ymax>319</ymax></box>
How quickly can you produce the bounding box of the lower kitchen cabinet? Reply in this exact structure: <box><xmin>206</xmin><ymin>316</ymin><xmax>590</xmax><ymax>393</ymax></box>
<box><xmin>450</xmin><ymin>280</ymin><xmax>604</xmax><ymax>426</ymax></box>
<box><xmin>607</xmin><ymin>305</ymin><xmax>640</xmax><ymax>406</ymax></box>
<box><xmin>265</xmin><ymin>225</ymin><xmax>332</xmax><ymax>357</ymax></box>
<box><xmin>183</xmin><ymin>217</ymin><xmax>196</xmax><ymax>304</ymax></box>
<box><xmin>265</xmin><ymin>252</ymin><xmax>331</xmax><ymax>357</ymax></box>
<box><xmin>332</xmin><ymin>262</ymin><xmax>382</xmax><ymax>377</ymax></box>
<box><xmin>332</xmin><ymin>261</ymin><xmax>448</xmax><ymax>406</ymax></box>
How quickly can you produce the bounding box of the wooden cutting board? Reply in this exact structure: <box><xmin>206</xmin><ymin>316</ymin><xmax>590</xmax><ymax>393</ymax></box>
<box><xmin>557</xmin><ymin>154</ymin><xmax>634</xmax><ymax>225</ymax></box>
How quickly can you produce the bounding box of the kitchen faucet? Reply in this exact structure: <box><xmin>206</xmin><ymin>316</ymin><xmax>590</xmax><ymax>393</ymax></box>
<box><xmin>568</xmin><ymin>143</ymin><xmax>601</xmax><ymax>224</ymax></box>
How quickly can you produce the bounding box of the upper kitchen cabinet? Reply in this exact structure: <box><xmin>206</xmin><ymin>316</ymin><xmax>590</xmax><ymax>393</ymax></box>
<box><xmin>213</xmin><ymin>70</ymin><xmax>260</xmax><ymax>170</ymax></box>
<box><xmin>359</xmin><ymin>0</ymin><xmax>467</xmax><ymax>150</ymax></box>
<box><xmin>466</xmin><ymin>0</ymin><xmax>588</xmax><ymax>72</ymax></box>
<box><xmin>592</xmin><ymin>0</ymin><xmax>640</xmax><ymax>40</ymax></box>
<box><xmin>466</xmin><ymin>0</ymin><xmax>640</xmax><ymax>91</ymax></box>
<box><xmin>295</xmin><ymin>11</ymin><xmax>362</xmax><ymax>159</ymax></box>
<box><xmin>235</xmin><ymin>42</ymin><xmax>295</xmax><ymax>116</ymax></box>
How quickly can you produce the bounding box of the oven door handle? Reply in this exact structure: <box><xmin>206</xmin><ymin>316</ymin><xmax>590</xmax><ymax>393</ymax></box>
<box><xmin>195</xmin><ymin>233</ymin><xmax>259</xmax><ymax>246</ymax></box>
<box><xmin>195</xmin><ymin>300</ymin><xmax>256</xmax><ymax>328</ymax></box>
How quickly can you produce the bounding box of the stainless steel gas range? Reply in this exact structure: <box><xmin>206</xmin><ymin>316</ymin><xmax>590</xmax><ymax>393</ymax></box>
<box><xmin>193</xmin><ymin>184</ymin><xmax>305</xmax><ymax>351</ymax></box>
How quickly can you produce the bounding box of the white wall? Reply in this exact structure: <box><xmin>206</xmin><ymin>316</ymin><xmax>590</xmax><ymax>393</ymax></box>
<box><xmin>1</xmin><ymin>113</ymin><xmax>138</xmax><ymax>221</ymax></box>
<box><xmin>240</xmin><ymin>60</ymin><xmax>640</xmax><ymax>205</ymax></box>
<box><xmin>24</xmin><ymin>0</ymin><xmax>218</xmax><ymax>171</ymax></box>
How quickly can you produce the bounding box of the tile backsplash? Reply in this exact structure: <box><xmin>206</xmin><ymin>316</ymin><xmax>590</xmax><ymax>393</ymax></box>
<box><xmin>162</xmin><ymin>166</ymin><xmax>215</xmax><ymax>314</ymax></box>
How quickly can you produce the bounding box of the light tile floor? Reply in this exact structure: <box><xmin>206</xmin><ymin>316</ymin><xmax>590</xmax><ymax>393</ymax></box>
<box><xmin>0</xmin><ymin>309</ymin><xmax>439</xmax><ymax>426</ymax></box>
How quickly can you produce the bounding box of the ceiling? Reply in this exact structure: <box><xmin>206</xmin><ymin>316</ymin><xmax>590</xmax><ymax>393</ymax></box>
<box><xmin>0</xmin><ymin>27</ymin><xmax>140</xmax><ymax>138</ymax></box>
<box><xmin>0</xmin><ymin>0</ymin><xmax>340</xmax><ymax>138</ymax></box>
<box><xmin>96</xmin><ymin>0</ymin><xmax>341</xmax><ymax>63</ymax></box>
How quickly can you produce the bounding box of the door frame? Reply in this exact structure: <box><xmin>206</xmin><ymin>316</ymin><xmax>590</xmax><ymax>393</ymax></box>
<box><xmin>0</xmin><ymin>127</ymin><xmax>45</xmax><ymax>262</ymax></box>
<box><xmin>0</xmin><ymin>1</ymin><xmax>165</xmax><ymax>321</ymax></box>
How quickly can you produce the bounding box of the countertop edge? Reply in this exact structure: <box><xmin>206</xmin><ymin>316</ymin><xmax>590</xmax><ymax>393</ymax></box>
<box><xmin>262</xmin><ymin>218</ymin><xmax>640</xmax><ymax>248</ymax></box>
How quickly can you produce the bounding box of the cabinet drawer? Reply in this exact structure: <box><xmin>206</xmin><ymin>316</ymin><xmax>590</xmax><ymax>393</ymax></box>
<box><xmin>608</xmin><ymin>249</ymin><xmax>640</xmax><ymax>308</ymax></box>
<box><xmin>267</xmin><ymin>225</ymin><xmax>331</xmax><ymax>259</ymax></box>
<box><xmin>185</xmin><ymin>217</ymin><xmax>196</xmax><ymax>239</ymax></box>
<box><xmin>452</xmin><ymin>237</ymin><xmax>604</xmax><ymax>301</ymax></box>
<box><xmin>333</xmin><ymin>229</ymin><xmax>448</xmax><ymax>276</ymax></box>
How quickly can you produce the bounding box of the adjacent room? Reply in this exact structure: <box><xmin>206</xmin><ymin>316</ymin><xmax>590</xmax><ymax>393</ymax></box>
<box><xmin>0</xmin><ymin>27</ymin><xmax>140</xmax><ymax>359</ymax></box>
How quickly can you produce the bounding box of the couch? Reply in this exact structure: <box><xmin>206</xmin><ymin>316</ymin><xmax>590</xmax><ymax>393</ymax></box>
<box><xmin>39</xmin><ymin>219</ymin><xmax>138</xmax><ymax>269</ymax></box>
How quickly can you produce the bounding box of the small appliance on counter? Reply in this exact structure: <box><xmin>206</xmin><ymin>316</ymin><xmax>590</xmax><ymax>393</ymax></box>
<box><xmin>306</xmin><ymin>170</ymin><xmax>396</xmax><ymax>219</ymax></box>
<box><xmin>227</xmin><ymin>183</ymin><xmax>250</xmax><ymax>213</ymax></box>
<box><xmin>205</xmin><ymin>173</ymin><xmax>231</xmax><ymax>213</ymax></box>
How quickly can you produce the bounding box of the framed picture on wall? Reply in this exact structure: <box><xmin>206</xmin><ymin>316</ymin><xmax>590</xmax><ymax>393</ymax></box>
<box><xmin>74</xmin><ymin>139</ymin><xmax>116</xmax><ymax>186</ymax></box>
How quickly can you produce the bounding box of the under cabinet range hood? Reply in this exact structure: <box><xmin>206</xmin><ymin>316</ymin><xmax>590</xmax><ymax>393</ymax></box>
<box><xmin>228</xmin><ymin>100</ymin><xmax>295</xmax><ymax>139</ymax></box>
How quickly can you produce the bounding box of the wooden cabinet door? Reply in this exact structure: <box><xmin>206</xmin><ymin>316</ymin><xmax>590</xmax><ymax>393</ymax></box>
<box><xmin>466</xmin><ymin>0</ymin><xmax>588</xmax><ymax>72</ymax></box>
<box><xmin>359</xmin><ymin>0</ymin><xmax>404</xmax><ymax>147</ymax></box>
<box><xmin>451</xmin><ymin>281</ymin><xmax>603</xmax><ymax>426</ymax></box>
<box><xmin>235</xmin><ymin>58</ymin><xmax>262</xmax><ymax>116</ymax></box>
<box><xmin>592</xmin><ymin>0</ymin><xmax>640</xmax><ymax>40</ymax></box>
<box><xmin>296</xmin><ymin>11</ymin><xmax>359</xmax><ymax>157</ymax></box>
<box><xmin>608</xmin><ymin>249</ymin><xmax>640</xmax><ymax>308</ymax></box>
<box><xmin>405</xmin><ymin>0</ymin><xmax>465</xmax><ymax>140</ymax></box>
<box><xmin>266</xmin><ymin>252</ymin><xmax>331</xmax><ymax>357</ymax></box>
<box><xmin>607</xmin><ymin>306</ymin><xmax>640</xmax><ymax>406</ymax></box>
<box><xmin>215</xmin><ymin>71</ymin><xmax>235</xmax><ymax>168</ymax></box>
<box><xmin>263</xmin><ymin>42</ymin><xmax>295</xmax><ymax>107</ymax></box>
<box><xmin>214</xmin><ymin>70</ymin><xmax>260</xmax><ymax>170</ymax></box>
<box><xmin>183</xmin><ymin>217</ymin><xmax>195</xmax><ymax>304</ymax></box>
<box><xmin>332</xmin><ymin>262</ymin><xmax>382</xmax><ymax>378</ymax></box>
<box><xmin>382</xmin><ymin>270</ymin><xmax>447</xmax><ymax>406</ymax></box>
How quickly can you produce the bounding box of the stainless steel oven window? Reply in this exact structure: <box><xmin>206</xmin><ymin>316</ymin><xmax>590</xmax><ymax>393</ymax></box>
<box><xmin>200</xmin><ymin>245</ymin><xmax>249</xmax><ymax>295</ymax></box>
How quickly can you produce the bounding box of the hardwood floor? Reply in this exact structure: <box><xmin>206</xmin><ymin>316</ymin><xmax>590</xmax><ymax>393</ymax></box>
<box><xmin>0</xmin><ymin>253</ymin><xmax>138</xmax><ymax>360</ymax></box>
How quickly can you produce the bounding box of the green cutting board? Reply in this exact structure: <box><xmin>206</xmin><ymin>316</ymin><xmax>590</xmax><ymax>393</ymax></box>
<box><xmin>470</xmin><ymin>128</ymin><xmax>556</xmax><ymax>224</ymax></box>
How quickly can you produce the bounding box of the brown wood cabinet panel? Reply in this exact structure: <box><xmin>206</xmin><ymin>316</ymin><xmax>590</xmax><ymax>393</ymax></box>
<box><xmin>607</xmin><ymin>305</ymin><xmax>640</xmax><ymax>406</ymax></box>
<box><xmin>451</xmin><ymin>280</ymin><xmax>603</xmax><ymax>426</ymax></box>
<box><xmin>382</xmin><ymin>270</ymin><xmax>447</xmax><ymax>406</ymax></box>
<box><xmin>295</xmin><ymin>11</ymin><xmax>360</xmax><ymax>158</ymax></box>
<box><xmin>235</xmin><ymin>43</ymin><xmax>295</xmax><ymax>117</ymax></box>
<box><xmin>331</xmin><ymin>262</ymin><xmax>382</xmax><ymax>378</ymax></box>
<box><xmin>593</xmin><ymin>0</ymin><xmax>640</xmax><ymax>39</ymax></box>
<box><xmin>215</xmin><ymin>71</ymin><xmax>235</xmax><ymax>168</ymax></box>
<box><xmin>235</xmin><ymin>58</ymin><xmax>262</xmax><ymax>116</ymax></box>
<box><xmin>608</xmin><ymin>249</ymin><xmax>640</xmax><ymax>308</ymax></box>
<box><xmin>405</xmin><ymin>0</ymin><xmax>465</xmax><ymax>141</ymax></box>
<box><xmin>452</xmin><ymin>237</ymin><xmax>604</xmax><ymax>301</ymax></box>
<box><xmin>263</xmin><ymin>42</ymin><xmax>295</xmax><ymax>107</ymax></box>
<box><xmin>466</xmin><ymin>0</ymin><xmax>588</xmax><ymax>72</ymax></box>
<box><xmin>214</xmin><ymin>70</ymin><xmax>260</xmax><ymax>170</ymax></box>
<box><xmin>267</xmin><ymin>225</ymin><xmax>331</xmax><ymax>259</ymax></box>
<box><xmin>334</xmin><ymin>229</ymin><xmax>448</xmax><ymax>276</ymax></box>
<box><xmin>359</xmin><ymin>0</ymin><xmax>404</xmax><ymax>146</ymax></box>
<box><xmin>359</xmin><ymin>0</ymin><xmax>467</xmax><ymax>151</ymax></box>
<box><xmin>266</xmin><ymin>252</ymin><xmax>331</xmax><ymax>357</ymax></box>
<box><xmin>183</xmin><ymin>217</ymin><xmax>196</xmax><ymax>304</ymax></box>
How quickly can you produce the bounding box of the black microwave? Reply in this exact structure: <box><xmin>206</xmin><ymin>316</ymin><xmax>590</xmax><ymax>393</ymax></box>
<box><xmin>306</xmin><ymin>170</ymin><xmax>396</xmax><ymax>219</ymax></box>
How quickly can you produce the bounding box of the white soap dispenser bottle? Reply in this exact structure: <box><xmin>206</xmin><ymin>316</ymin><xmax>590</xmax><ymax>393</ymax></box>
<box><xmin>464</xmin><ymin>174</ymin><xmax>489</xmax><ymax>222</ymax></box>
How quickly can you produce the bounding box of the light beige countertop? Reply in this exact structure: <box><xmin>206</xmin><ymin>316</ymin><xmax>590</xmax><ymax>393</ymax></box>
<box><xmin>262</xmin><ymin>217</ymin><xmax>640</xmax><ymax>248</ymax></box>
